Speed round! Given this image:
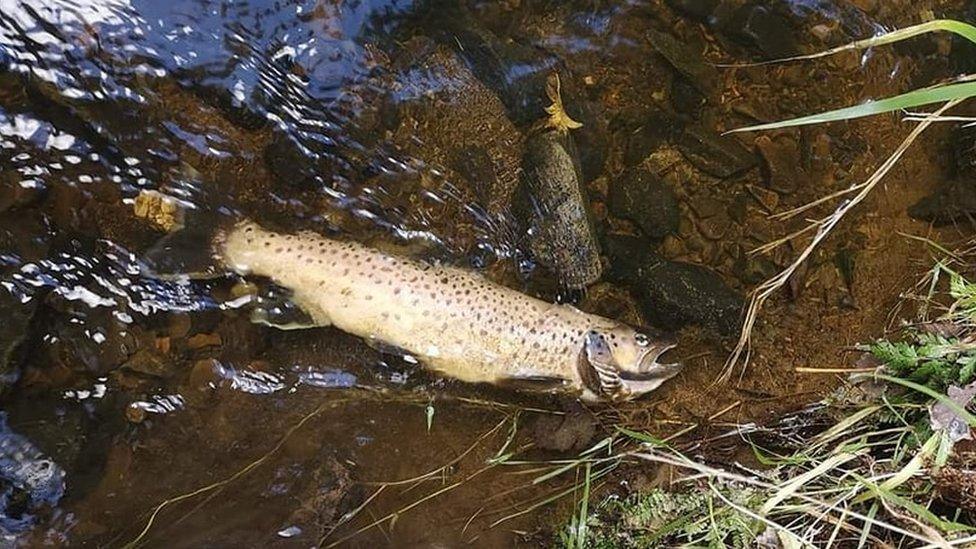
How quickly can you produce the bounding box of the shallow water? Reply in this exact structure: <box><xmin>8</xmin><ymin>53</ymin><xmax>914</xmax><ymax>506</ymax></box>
<box><xmin>0</xmin><ymin>0</ymin><xmax>970</xmax><ymax>546</ymax></box>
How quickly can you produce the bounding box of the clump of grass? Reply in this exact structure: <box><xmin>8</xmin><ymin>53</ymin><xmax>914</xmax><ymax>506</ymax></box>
<box><xmin>870</xmin><ymin>266</ymin><xmax>976</xmax><ymax>392</ymax></box>
<box><xmin>568</xmin><ymin>487</ymin><xmax>763</xmax><ymax>548</ymax></box>
<box><xmin>724</xmin><ymin>19</ymin><xmax>976</xmax><ymax>381</ymax></box>
<box><xmin>562</xmin><ymin>250</ymin><xmax>976</xmax><ymax>548</ymax></box>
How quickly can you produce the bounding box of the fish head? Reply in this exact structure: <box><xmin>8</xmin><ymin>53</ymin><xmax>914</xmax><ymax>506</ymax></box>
<box><xmin>578</xmin><ymin>324</ymin><xmax>682</xmax><ymax>402</ymax></box>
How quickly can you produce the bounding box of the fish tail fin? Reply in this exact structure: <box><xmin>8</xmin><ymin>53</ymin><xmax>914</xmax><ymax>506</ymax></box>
<box><xmin>138</xmin><ymin>190</ymin><xmax>236</xmax><ymax>280</ymax></box>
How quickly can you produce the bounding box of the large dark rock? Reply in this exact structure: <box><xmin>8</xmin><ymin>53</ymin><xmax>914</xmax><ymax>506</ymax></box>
<box><xmin>605</xmin><ymin>235</ymin><xmax>743</xmax><ymax>335</ymax></box>
<box><xmin>952</xmin><ymin>124</ymin><xmax>976</xmax><ymax>179</ymax></box>
<box><xmin>0</xmin><ymin>289</ymin><xmax>36</xmax><ymax>389</ymax></box>
<box><xmin>720</xmin><ymin>3</ymin><xmax>799</xmax><ymax>59</ymax></box>
<box><xmin>608</xmin><ymin>168</ymin><xmax>680</xmax><ymax>241</ymax></box>
<box><xmin>666</xmin><ymin>0</ymin><xmax>719</xmax><ymax>22</ymax></box>
<box><xmin>618</xmin><ymin>111</ymin><xmax>682</xmax><ymax>167</ymax></box>
<box><xmin>676</xmin><ymin>125</ymin><xmax>757</xmax><ymax>178</ymax></box>
<box><xmin>647</xmin><ymin>29</ymin><xmax>718</xmax><ymax>93</ymax></box>
<box><xmin>0</xmin><ymin>413</ymin><xmax>65</xmax><ymax>535</ymax></box>
<box><xmin>909</xmin><ymin>179</ymin><xmax>976</xmax><ymax>226</ymax></box>
<box><xmin>520</xmin><ymin>131</ymin><xmax>603</xmax><ymax>289</ymax></box>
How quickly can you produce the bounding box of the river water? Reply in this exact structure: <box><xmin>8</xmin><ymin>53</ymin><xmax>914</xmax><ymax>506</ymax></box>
<box><xmin>0</xmin><ymin>0</ymin><xmax>970</xmax><ymax>546</ymax></box>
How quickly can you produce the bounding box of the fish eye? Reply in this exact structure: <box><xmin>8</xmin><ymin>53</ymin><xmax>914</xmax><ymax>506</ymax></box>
<box><xmin>635</xmin><ymin>333</ymin><xmax>650</xmax><ymax>347</ymax></box>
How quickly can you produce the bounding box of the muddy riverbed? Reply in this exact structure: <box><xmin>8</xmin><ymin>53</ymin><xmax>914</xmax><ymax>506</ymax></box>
<box><xmin>0</xmin><ymin>0</ymin><xmax>973</xmax><ymax>546</ymax></box>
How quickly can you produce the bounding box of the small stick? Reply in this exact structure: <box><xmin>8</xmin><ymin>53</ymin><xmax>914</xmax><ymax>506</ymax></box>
<box><xmin>795</xmin><ymin>367</ymin><xmax>879</xmax><ymax>374</ymax></box>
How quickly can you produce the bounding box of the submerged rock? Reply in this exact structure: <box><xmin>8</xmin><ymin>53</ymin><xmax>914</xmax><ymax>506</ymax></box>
<box><xmin>647</xmin><ymin>29</ymin><xmax>718</xmax><ymax>93</ymax></box>
<box><xmin>676</xmin><ymin>125</ymin><xmax>756</xmax><ymax>179</ymax></box>
<box><xmin>909</xmin><ymin>179</ymin><xmax>976</xmax><ymax>225</ymax></box>
<box><xmin>440</xmin><ymin>21</ymin><xmax>609</xmax><ymax>182</ymax></box>
<box><xmin>953</xmin><ymin>124</ymin><xmax>976</xmax><ymax>179</ymax></box>
<box><xmin>529</xmin><ymin>407</ymin><xmax>597</xmax><ymax>452</ymax></box>
<box><xmin>0</xmin><ymin>289</ymin><xmax>36</xmax><ymax>390</ymax></box>
<box><xmin>608</xmin><ymin>168</ymin><xmax>680</xmax><ymax>241</ymax></box>
<box><xmin>521</xmin><ymin>130</ymin><xmax>604</xmax><ymax>288</ymax></box>
<box><xmin>720</xmin><ymin>3</ymin><xmax>799</xmax><ymax>60</ymax></box>
<box><xmin>666</xmin><ymin>0</ymin><xmax>719</xmax><ymax>22</ymax></box>
<box><xmin>605</xmin><ymin>235</ymin><xmax>743</xmax><ymax>335</ymax></box>
<box><xmin>0</xmin><ymin>413</ymin><xmax>65</xmax><ymax>535</ymax></box>
<box><xmin>755</xmin><ymin>135</ymin><xmax>803</xmax><ymax>193</ymax></box>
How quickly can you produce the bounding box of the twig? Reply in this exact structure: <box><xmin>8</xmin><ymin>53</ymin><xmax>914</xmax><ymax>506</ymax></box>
<box><xmin>795</xmin><ymin>367</ymin><xmax>879</xmax><ymax>374</ymax></box>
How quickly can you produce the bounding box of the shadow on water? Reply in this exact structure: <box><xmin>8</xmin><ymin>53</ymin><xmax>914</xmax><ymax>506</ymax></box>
<box><xmin>0</xmin><ymin>0</ymin><xmax>971</xmax><ymax>545</ymax></box>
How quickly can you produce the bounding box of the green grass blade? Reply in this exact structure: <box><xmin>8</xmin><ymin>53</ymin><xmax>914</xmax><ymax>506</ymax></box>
<box><xmin>872</xmin><ymin>373</ymin><xmax>976</xmax><ymax>427</ymax></box>
<box><xmin>722</xmin><ymin>19</ymin><xmax>976</xmax><ymax>67</ymax></box>
<box><xmin>729</xmin><ymin>82</ymin><xmax>976</xmax><ymax>133</ymax></box>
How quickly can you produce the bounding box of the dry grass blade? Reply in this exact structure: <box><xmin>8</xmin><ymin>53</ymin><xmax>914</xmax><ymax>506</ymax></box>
<box><xmin>122</xmin><ymin>402</ymin><xmax>330</xmax><ymax>549</ymax></box>
<box><xmin>715</xmin><ymin>20</ymin><xmax>976</xmax><ymax>69</ymax></box>
<box><xmin>720</xmin><ymin>99</ymin><xmax>962</xmax><ymax>384</ymax></box>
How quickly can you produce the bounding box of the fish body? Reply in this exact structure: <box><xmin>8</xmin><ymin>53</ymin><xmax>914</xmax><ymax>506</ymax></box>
<box><xmin>220</xmin><ymin>223</ymin><xmax>679</xmax><ymax>401</ymax></box>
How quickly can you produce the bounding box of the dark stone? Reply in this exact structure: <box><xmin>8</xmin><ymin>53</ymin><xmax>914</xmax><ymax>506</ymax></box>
<box><xmin>909</xmin><ymin>179</ymin><xmax>976</xmax><ymax>225</ymax></box>
<box><xmin>605</xmin><ymin>235</ymin><xmax>744</xmax><ymax>335</ymax></box>
<box><xmin>619</xmin><ymin>111</ymin><xmax>681</xmax><ymax>167</ymax></box>
<box><xmin>647</xmin><ymin>29</ymin><xmax>718</xmax><ymax>93</ymax></box>
<box><xmin>722</xmin><ymin>3</ymin><xmax>799</xmax><ymax>59</ymax></box>
<box><xmin>529</xmin><ymin>407</ymin><xmax>597</xmax><ymax>452</ymax></box>
<box><xmin>0</xmin><ymin>288</ymin><xmax>36</xmax><ymax>389</ymax></box>
<box><xmin>670</xmin><ymin>76</ymin><xmax>706</xmax><ymax>118</ymax></box>
<box><xmin>520</xmin><ymin>131</ymin><xmax>603</xmax><ymax>288</ymax></box>
<box><xmin>676</xmin><ymin>125</ymin><xmax>756</xmax><ymax>178</ymax></box>
<box><xmin>608</xmin><ymin>168</ymin><xmax>680</xmax><ymax>240</ymax></box>
<box><xmin>571</xmin><ymin>99</ymin><xmax>611</xmax><ymax>183</ymax></box>
<box><xmin>0</xmin><ymin>172</ymin><xmax>45</xmax><ymax>213</ymax></box>
<box><xmin>951</xmin><ymin>4</ymin><xmax>976</xmax><ymax>75</ymax></box>
<box><xmin>952</xmin><ymin>124</ymin><xmax>976</xmax><ymax>179</ymax></box>
<box><xmin>755</xmin><ymin>135</ymin><xmax>802</xmax><ymax>193</ymax></box>
<box><xmin>666</xmin><ymin>0</ymin><xmax>719</xmax><ymax>22</ymax></box>
<box><xmin>0</xmin><ymin>413</ymin><xmax>65</xmax><ymax>534</ymax></box>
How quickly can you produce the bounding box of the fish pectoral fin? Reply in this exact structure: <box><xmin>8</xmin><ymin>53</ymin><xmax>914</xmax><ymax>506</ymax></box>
<box><xmin>363</xmin><ymin>337</ymin><xmax>412</xmax><ymax>358</ymax></box>
<box><xmin>249</xmin><ymin>288</ymin><xmax>330</xmax><ymax>330</ymax></box>
<box><xmin>496</xmin><ymin>375</ymin><xmax>571</xmax><ymax>392</ymax></box>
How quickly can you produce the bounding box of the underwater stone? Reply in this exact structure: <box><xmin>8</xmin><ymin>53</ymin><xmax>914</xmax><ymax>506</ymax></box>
<box><xmin>755</xmin><ymin>135</ymin><xmax>802</xmax><ymax>193</ymax></box>
<box><xmin>647</xmin><ymin>29</ymin><xmax>718</xmax><ymax>93</ymax></box>
<box><xmin>608</xmin><ymin>168</ymin><xmax>680</xmax><ymax>241</ymax></box>
<box><xmin>721</xmin><ymin>3</ymin><xmax>799</xmax><ymax>59</ymax></box>
<box><xmin>666</xmin><ymin>0</ymin><xmax>719</xmax><ymax>22</ymax></box>
<box><xmin>0</xmin><ymin>289</ymin><xmax>35</xmax><ymax>390</ymax></box>
<box><xmin>0</xmin><ymin>413</ymin><xmax>65</xmax><ymax>534</ymax></box>
<box><xmin>952</xmin><ymin>124</ymin><xmax>976</xmax><ymax>179</ymax></box>
<box><xmin>676</xmin><ymin>125</ymin><xmax>756</xmax><ymax>179</ymax></box>
<box><xmin>909</xmin><ymin>179</ymin><xmax>976</xmax><ymax>226</ymax></box>
<box><xmin>670</xmin><ymin>76</ymin><xmax>706</xmax><ymax>118</ymax></box>
<box><xmin>605</xmin><ymin>235</ymin><xmax>743</xmax><ymax>335</ymax></box>
<box><xmin>521</xmin><ymin>130</ymin><xmax>603</xmax><ymax>288</ymax></box>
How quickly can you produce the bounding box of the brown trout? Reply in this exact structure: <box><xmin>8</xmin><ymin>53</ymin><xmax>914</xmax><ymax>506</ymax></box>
<box><xmin>219</xmin><ymin>222</ymin><xmax>681</xmax><ymax>401</ymax></box>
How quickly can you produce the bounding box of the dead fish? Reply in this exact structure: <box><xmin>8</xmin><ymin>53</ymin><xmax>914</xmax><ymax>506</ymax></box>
<box><xmin>217</xmin><ymin>222</ymin><xmax>680</xmax><ymax>401</ymax></box>
<box><xmin>520</xmin><ymin>74</ymin><xmax>603</xmax><ymax>289</ymax></box>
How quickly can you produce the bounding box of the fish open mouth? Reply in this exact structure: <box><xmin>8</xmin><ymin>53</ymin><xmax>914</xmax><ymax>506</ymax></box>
<box><xmin>616</xmin><ymin>343</ymin><xmax>683</xmax><ymax>398</ymax></box>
